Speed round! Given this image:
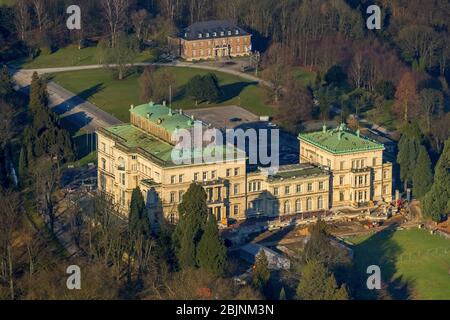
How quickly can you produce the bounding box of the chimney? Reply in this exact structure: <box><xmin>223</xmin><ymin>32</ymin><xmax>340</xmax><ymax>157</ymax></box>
<box><xmin>149</xmin><ymin>101</ymin><xmax>154</xmax><ymax>107</ymax></box>
<box><xmin>322</xmin><ymin>124</ymin><xmax>327</xmax><ymax>133</ymax></box>
<box><xmin>130</xmin><ymin>104</ymin><xmax>134</xmax><ymax>110</ymax></box>
<box><xmin>162</xmin><ymin>100</ymin><xmax>166</xmax><ymax>106</ymax></box>
<box><xmin>168</xmin><ymin>108</ymin><xmax>173</xmax><ymax>116</ymax></box>
<box><xmin>356</xmin><ymin>129</ymin><xmax>360</xmax><ymax>137</ymax></box>
<box><xmin>179</xmin><ymin>108</ymin><xmax>183</xmax><ymax>115</ymax></box>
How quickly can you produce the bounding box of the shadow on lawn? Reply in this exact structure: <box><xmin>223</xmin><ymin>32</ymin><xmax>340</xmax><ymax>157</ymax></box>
<box><xmin>220</xmin><ymin>81</ymin><xmax>257</xmax><ymax>102</ymax></box>
<box><xmin>350</xmin><ymin>224</ymin><xmax>415</xmax><ymax>300</ymax></box>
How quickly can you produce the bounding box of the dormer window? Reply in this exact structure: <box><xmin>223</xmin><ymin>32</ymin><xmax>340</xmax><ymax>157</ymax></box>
<box><xmin>198</xmin><ymin>33</ymin><xmax>202</xmax><ymax>38</ymax></box>
<box><xmin>206</xmin><ymin>32</ymin><xmax>209</xmax><ymax>37</ymax></box>
<box><xmin>227</xmin><ymin>30</ymin><xmax>231</xmax><ymax>36</ymax></box>
<box><xmin>220</xmin><ymin>31</ymin><xmax>224</xmax><ymax>36</ymax></box>
<box><xmin>184</xmin><ymin>33</ymin><xmax>188</xmax><ymax>38</ymax></box>
<box><xmin>235</xmin><ymin>29</ymin><xmax>239</xmax><ymax>35</ymax></box>
<box><xmin>213</xmin><ymin>32</ymin><xmax>217</xmax><ymax>37</ymax></box>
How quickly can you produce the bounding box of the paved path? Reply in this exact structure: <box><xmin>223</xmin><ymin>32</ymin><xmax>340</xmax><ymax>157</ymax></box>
<box><xmin>11</xmin><ymin>68</ymin><xmax>123</xmax><ymax>132</ymax></box>
<box><xmin>19</xmin><ymin>60</ymin><xmax>267</xmax><ymax>85</ymax></box>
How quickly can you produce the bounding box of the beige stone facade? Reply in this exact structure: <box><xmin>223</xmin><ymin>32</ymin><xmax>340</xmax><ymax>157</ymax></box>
<box><xmin>96</xmin><ymin>105</ymin><xmax>393</xmax><ymax>226</ymax></box>
<box><xmin>298</xmin><ymin>125</ymin><xmax>393</xmax><ymax>208</ymax></box>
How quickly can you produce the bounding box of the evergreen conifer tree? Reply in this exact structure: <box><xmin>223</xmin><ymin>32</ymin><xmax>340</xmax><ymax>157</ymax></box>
<box><xmin>422</xmin><ymin>138</ymin><xmax>450</xmax><ymax>222</ymax></box>
<box><xmin>296</xmin><ymin>260</ymin><xmax>348</xmax><ymax>300</ymax></box>
<box><xmin>196</xmin><ymin>214</ymin><xmax>227</xmax><ymax>276</ymax></box>
<box><xmin>173</xmin><ymin>183</ymin><xmax>208</xmax><ymax>269</ymax></box>
<box><xmin>412</xmin><ymin>145</ymin><xmax>433</xmax><ymax>199</ymax></box>
<box><xmin>252</xmin><ymin>250</ymin><xmax>271</xmax><ymax>292</ymax></box>
<box><xmin>129</xmin><ymin>187</ymin><xmax>150</xmax><ymax>239</ymax></box>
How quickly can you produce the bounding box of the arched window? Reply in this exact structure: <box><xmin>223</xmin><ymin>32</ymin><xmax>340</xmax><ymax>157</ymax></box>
<box><xmin>284</xmin><ymin>201</ymin><xmax>290</xmax><ymax>214</ymax></box>
<box><xmin>295</xmin><ymin>199</ymin><xmax>301</xmax><ymax>212</ymax></box>
<box><xmin>318</xmin><ymin>196</ymin><xmax>323</xmax><ymax>209</ymax></box>
<box><xmin>306</xmin><ymin>198</ymin><xmax>312</xmax><ymax>211</ymax></box>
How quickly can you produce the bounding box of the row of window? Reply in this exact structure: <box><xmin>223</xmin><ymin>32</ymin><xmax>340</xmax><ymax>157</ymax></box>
<box><xmin>192</xmin><ymin>37</ymin><xmax>247</xmax><ymax>47</ymax></box>
<box><xmin>239</xmin><ymin>196</ymin><xmax>326</xmax><ymax>216</ymax></box>
<box><xmin>170</xmin><ymin>190</ymin><xmax>185</xmax><ymax>203</ymax></box>
<box><xmin>273</xmin><ymin>181</ymin><xmax>325</xmax><ymax>196</ymax></box>
<box><xmin>300</xmin><ymin>147</ymin><xmax>382</xmax><ymax>170</ymax></box>
<box><xmin>192</xmin><ymin>46</ymin><xmax>248</xmax><ymax>57</ymax></box>
<box><xmin>190</xmin><ymin>29</ymin><xmax>241</xmax><ymax>39</ymax></box>
<box><xmin>281</xmin><ymin>196</ymin><xmax>325</xmax><ymax>213</ymax></box>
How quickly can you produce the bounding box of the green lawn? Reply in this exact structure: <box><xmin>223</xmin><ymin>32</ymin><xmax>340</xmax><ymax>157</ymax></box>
<box><xmin>13</xmin><ymin>45</ymin><xmax>157</xmax><ymax>69</ymax></box>
<box><xmin>347</xmin><ymin>228</ymin><xmax>450</xmax><ymax>300</ymax></box>
<box><xmin>0</xmin><ymin>0</ymin><xmax>15</xmax><ymax>6</ymax></box>
<box><xmin>364</xmin><ymin>100</ymin><xmax>397</xmax><ymax>131</ymax></box>
<box><xmin>51</xmin><ymin>66</ymin><xmax>272</xmax><ymax>122</ymax></box>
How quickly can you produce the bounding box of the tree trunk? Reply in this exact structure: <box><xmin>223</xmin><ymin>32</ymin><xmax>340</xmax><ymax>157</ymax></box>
<box><xmin>7</xmin><ymin>245</ymin><xmax>14</xmax><ymax>300</ymax></box>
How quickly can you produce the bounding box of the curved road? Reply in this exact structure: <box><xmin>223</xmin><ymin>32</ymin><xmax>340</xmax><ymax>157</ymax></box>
<box><xmin>11</xmin><ymin>61</ymin><xmax>268</xmax><ymax>132</ymax></box>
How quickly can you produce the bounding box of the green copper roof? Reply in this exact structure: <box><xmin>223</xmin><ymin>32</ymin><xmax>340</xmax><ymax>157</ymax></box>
<box><xmin>130</xmin><ymin>102</ymin><xmax>195</xmax><ymax>134</ymax></box>
<box><xmin>98</xmin><ymin>124</ymin><xmax>244</xmax><ymax>167</ymax></box>
<box><xmin>298</xmin><ymin>124</ymin><xmax>384</xmax><ymax>154</ymax></box>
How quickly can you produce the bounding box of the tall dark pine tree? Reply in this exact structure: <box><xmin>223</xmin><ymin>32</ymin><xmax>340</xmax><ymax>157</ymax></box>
<box><xmin>196</xmin><ymin>214</ymin><xmax>227</xmax><ymax>276</ymax></box>
<box><xmin>29</xmin><ymin>72</ymin><xmax>47</xmax><ymax>112</ymax></box>
<box><xmin>173</xmin><ymin>183</ymin><xmax>208</xmax><ymax>269</ymax></box>
<box><xmin>18</xmin><ymin>146</ymin><xmax>27</xmax><ymax>187</ymax></box>
<box><xmin>397</xmin><ymin>124</ymin><xmax>421</xmax><ymax>190</ymax></box>
<box><xmin>422</xmin><ymin>138</ymin><xmax>450</xmax><ymax>222</ymax></box>
<box><xmin>412</xmin><ymin>145</ymin><xmax>433</xmax><ymax>199</ymax></box>
<box><xmin>26</xmin><ymin>72</ymin><xmax>74</xmax><ymax>163</ymax></box>
<box><xmin>296</xmin><ymin>260</ymin><xmax>348</xmax><ymax>300</ymax></box>
<box><xmin>252</xmin><ymin>250</ymin><xmax>271</xmax><ymax>293</ymax></box>
<box><xmin>129</xmin><ymin>187</ymin><xmax>150</xmax><ymax>239</ymax></box>
<box><xmin>0</xmin><ymin>65</ymin><xmax>13</xmax><ymax>100</ymax></box>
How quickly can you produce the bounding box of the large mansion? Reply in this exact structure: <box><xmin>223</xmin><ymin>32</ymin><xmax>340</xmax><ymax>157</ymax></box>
<box><xmin>169</xmin><ymin>20</ymin><xmax>252</xmax><ymax>61</ymax></box>
<box><xmin>96</xmin><ymin>103</ymin><xmax>392</xmax><ymax>226</ymax></box>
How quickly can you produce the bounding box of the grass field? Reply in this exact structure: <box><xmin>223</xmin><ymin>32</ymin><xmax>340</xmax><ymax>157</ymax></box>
<box><xmin>51</xmin><ymin>66</ymin><xmax>272</xmax><ymax>122</ymax></box>
<box><xmin>347</xmin><ymin>228</ymin><xmax>450</xmax><ymax>300</ymax></box>
<box><xmin>364</xmin><ymin>100</ymin><xmax>397</xmax><ymax>132</ymax></box>
<box><xmin>291</xmin><ymin>67</ymin><xmax>317</xmax><ymax>86</ymax></box>
<box><xmin>13</xmin><ymin>45</ymin><xmax>157</xmax><ymax>69</ymax></box>
<box><xmin>0</xmin><ymin>0</ymin><xmax>15</xmax><ymax>6</ymax></box>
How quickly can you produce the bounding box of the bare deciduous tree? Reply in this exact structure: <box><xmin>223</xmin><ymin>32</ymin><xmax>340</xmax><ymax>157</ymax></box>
<box><xmin>31</xmin><ymin>0</ymin><xmax>48</xmax><ymax>34</ymax></box>
<box><xmin>14</xmin><ymin>0</ymin><xmax>30</xmax><ymax>41</ymax></box>
<box><xmin>101</xmin><ymin>0</ymin><xmax>130</xmax><ymax>48</ymax></box>
<box><xmin>131</xmin><ymin>9</ymin><xmax>149</xmax><ymax>41</ymax></box>
<box><xmin>32</xmin><ymin>157</ymin><xmax>60</xmax><ymax>233</ymax></box>
<box><xmin>0</xmin><ymin>191</ymin><xmax>22</xmax><ymax>300</ymax></box>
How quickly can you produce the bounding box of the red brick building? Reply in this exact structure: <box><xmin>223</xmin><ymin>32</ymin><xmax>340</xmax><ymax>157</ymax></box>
<box><xmin>171</xmin><ymin>20</ymin><xmax>252</xmax><ymax>61</ymax></box>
